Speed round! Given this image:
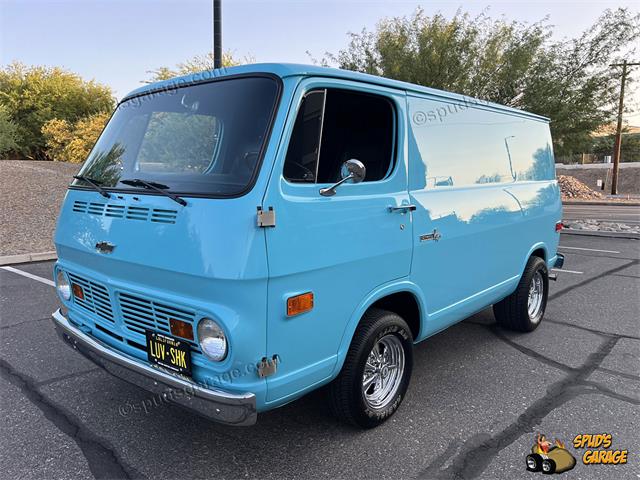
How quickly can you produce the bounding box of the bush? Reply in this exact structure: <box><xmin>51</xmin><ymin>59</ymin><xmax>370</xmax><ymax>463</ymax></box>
<box><xmin>0</xmin><ymin>62</ymin><xmax>114</xmax><ymax>159</ymax></box>
<box><xmin>0</xmin><ymin>105</ymin><xmax>19</xmax><ymax>156</ymax></box>
<box><xmin>42</xmin><ymin>112</ymin><xmax>110</xmax><ymax>163</ymax></box>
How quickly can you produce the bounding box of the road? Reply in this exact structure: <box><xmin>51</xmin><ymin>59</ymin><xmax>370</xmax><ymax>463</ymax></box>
<box><xmin>563</xmin><ymin>203</ymin><xmax>640</xmax><ymax>225</ymax></box>
<box><xmin>1</xmin><ymin>235</ymin><xmax>639</xmax><ymax>480</ymax></box>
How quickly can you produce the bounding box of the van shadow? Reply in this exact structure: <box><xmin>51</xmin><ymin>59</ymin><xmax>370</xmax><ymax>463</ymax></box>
<box><xmin>101</xmin><ymin>308</ymin><xmax>519</xmax><ymax>478</ymax></box>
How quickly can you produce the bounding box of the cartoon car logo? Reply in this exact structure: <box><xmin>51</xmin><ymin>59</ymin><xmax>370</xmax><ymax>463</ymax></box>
<box><xmin>526</xmin><ymin>434</ymin><xmax>577</xmax><ymax>474</ymax></box>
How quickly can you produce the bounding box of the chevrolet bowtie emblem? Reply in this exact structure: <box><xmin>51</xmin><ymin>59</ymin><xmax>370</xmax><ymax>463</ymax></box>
<box><xmin>95</xmin><ymin>241</ymin><xmax>116</xmax><ymax>254</ymax></box>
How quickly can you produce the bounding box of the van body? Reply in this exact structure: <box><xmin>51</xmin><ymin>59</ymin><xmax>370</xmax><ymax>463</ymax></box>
<box><xmin>52</xmin><ymin>64</ymin><xmax>564</xmax><ymax>427</ymax></box>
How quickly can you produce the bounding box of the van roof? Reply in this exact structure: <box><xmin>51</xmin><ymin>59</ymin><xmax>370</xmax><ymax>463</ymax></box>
<box><xmin>123</xmin><ymin>63</ymin><xmax>549</xmax><ymax>122</ymax></box>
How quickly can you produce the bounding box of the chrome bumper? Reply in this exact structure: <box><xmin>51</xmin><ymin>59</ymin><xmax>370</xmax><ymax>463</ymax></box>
<box><xmin>51</xmin><ymin>309</ymin><xmax>257</xmax><ymax>426</ymax></box>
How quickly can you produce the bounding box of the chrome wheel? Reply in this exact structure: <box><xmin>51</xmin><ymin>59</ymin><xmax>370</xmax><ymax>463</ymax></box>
<box><xmin>528</xmin><ymin>270</ymin><xmax>544</xmax><ymax>320</ymax></box>
<box><xmin>362</xmin><ymin>334</ymin><xmax>405</xmax><ymax>409</ymax></box>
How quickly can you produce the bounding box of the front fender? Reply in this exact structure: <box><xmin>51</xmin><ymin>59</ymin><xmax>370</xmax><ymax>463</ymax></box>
<box><xmin>331</xmin><ymin>279</ymin><xmax>427</xmax><ymax>378</ymax></box>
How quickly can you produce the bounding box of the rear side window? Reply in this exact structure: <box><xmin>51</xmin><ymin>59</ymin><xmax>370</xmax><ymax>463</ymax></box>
<box><xmin>284</xmin><ymin>89</ymin><xmax>394</xmax><ymax>184</ymax></box>
<box><xmin>408</xmin><ymin>96</ymin><xmax>554</xmax><ymax>188</ymax></box>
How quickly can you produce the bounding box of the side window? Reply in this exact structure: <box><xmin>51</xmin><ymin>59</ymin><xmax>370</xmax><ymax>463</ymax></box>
<box><xmin>409</xmin><ymin>96</ymin><xmax>554</xmax><ymax>188</ymax></box>
<box><xmin>284</xmin><ymin>88</ymin><xmax>395</xmax><ymax>184</ymax></box>
<box><xmin>283</xmin><ymin>91</ymin><xmax>325</xmax><ymax>182</ymax></box>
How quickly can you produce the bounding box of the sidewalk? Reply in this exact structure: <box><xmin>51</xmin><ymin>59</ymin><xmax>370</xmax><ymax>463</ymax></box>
<box><xmin>563</xmin><ymin>199</ymin><xmax>640</xmax><ymax>207</ymax></box>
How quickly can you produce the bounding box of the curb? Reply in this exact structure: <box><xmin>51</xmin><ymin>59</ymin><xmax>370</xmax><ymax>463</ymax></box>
<box><xmin>0</xmin><ymin>251</ymin><xmax>57</xmax><ymax>266</ymax></box>
<box><xmin>563</xmin><ymin>200</ymin><xmax>640</xmax><ymax>207</ymax></box>
<box><xmin>561</xmin><ymin>229</ymin><xmax>640</xmax><ymax>240</ymax></box>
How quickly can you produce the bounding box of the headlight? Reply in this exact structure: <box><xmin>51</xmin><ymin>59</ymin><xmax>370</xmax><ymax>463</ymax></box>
<box><xmin>197</xmin><ymin>318</ymin><xmax>227</xmax><ymax>361</ymax></box>
<box><xmin>56</xmin><ymin>270</ymin><xmax>71</xmax><ymax>300</ymax></box>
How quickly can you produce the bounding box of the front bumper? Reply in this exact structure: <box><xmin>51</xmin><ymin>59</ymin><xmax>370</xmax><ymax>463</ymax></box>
<box><xmin>52</xmin><ymin>308</ymin><xmax>257</xmax><ymax>426</ymax></box>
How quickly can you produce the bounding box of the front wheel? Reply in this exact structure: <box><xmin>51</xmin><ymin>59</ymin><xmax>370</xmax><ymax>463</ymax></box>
<box><xmin>329</xmin><ymin>308</ymin><xmax>413</xmax><ymax>428</ymax></box>
<box><xmin>526</xmin><ymin>454</ymin><xmax>543</xmax><ymax>472</ymax></box>
<box><xmin>494</xmin><ymin>256</ymin><xmax>549</xmax><ymax>332</ymax></box>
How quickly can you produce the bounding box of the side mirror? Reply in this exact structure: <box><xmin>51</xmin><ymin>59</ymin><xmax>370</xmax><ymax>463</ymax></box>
<box><xmin>319</xmin><ymin>159</ymin><xmax>366</xmax><ymax>197</ymax></box>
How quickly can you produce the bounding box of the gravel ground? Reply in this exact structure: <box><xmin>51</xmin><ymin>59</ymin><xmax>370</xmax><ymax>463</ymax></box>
<box><xmin>564</xmin><ymin>219</ymin><xmax>640</xmax><ymax>234</ymax></box>
<box><xmin>0</xmin><ymin>160</ymin><xmax>80</xmax><ymax>256</ymax></box>
<box><xmin>556</xmin><ymin>164</ymin><xmax>640</xmax><ymax>196</ymax></box>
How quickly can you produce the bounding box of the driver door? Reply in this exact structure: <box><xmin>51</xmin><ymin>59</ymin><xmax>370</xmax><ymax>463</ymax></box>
<box><xmin>261</xmin><ymin>78</ymin><xmax>413</xmax><ymax>403</ymax></box>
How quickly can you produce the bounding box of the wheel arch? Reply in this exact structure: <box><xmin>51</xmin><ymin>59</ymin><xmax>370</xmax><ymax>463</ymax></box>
<box><xmin>521</xmin><ymin>242</ymin><xmax>549</xmax><ymax>276</ymax></box>
<box><xmin>332</xmin><ymin>280</ymin><xmax>426</xmax><ymax>377</ymax></box>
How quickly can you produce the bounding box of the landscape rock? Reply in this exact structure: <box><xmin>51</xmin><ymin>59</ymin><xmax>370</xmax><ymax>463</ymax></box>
<box><xmin>557</xmin><ymin>175</ymin><xmax>603</xmax><ymax>200</ymax></box>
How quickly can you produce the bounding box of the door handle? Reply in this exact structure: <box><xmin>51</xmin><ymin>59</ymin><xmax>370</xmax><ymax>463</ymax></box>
<box><xmin>388</xmin><ymin>205</ymin><xmax>417</xmax><ymax>213</ymax></box>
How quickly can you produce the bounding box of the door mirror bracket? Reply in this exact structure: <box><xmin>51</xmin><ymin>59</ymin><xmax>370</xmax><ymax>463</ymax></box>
<box><xmin>319</xmin><ymin>159</ymin><xmax>366</xmax><ymax>197</ymax></box>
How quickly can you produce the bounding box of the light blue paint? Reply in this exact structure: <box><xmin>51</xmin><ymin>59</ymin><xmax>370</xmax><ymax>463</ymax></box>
<box><xmin>53</xmin><ymin>63</ymin><xmax>562</xmax><ymax>414</ymax></box>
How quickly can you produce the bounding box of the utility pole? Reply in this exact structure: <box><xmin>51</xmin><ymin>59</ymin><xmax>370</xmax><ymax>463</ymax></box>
<box><xmin>213</xmin><ymin>0</ymin><xmax>222</xmax><ymax>69</ymax></box>
<box><xmin>609</xmin><ymin>60</ymin><xmax>640</xmax><ymax>195</ymax></box>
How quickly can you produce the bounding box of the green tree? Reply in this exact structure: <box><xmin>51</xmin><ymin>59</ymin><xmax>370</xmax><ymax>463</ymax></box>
<box><xmin>0</xmin><ymin>104</ymin><xmax>19</xmax><ymax>155</ymax></box>
<box><xmin>591</xmin><ymin>133</ymin><xmax>640</xmax><ymax>162</ymax></box>
<box><xmin>324</xmin><ymin>8</ymin><xmax>640</xmax><ymax>157</ymax></box>
<box><xmin>0</xmin><ymin>62</ymin><xmax>114</xmax><ymax>159</ymax></box>
<box><xmin>146</xmin><ymin>51</ymin><xmax>253</xmax><ymax>82</ymax></box>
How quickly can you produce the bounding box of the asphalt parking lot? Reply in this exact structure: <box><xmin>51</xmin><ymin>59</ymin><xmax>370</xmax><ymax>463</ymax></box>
<box><xmin>1</xmin><ymin>234</ymin><xmax>638</xmax><ymax>480</ymax></box>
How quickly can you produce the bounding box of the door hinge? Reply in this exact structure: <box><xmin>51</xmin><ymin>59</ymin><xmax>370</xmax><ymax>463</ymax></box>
<box><xmin>257</xmin><ymin>206</ymin><xmax>276</xmax><ymax>228</ymax></box>
<box><xmin>257</xmin><ymin>355</ymin><xmax>279</xmax><ymax>378</ymax></box>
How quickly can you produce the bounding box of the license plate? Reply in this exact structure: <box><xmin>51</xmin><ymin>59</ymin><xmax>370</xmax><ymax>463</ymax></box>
<box><xmin>146</xmin><ymin>331</ymin><xmax>192</xmax><ymax>376</ymax></box>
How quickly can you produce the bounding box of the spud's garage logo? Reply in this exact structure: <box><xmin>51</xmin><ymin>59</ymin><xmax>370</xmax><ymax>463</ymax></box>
<box><xmin>573</xmin><ymin>434</ymin><xmax>628</xmax><ymax>465</ymax></box>
<box><xmin>526</xmin><ymin>434</ymin><xmax>576</xmax><ymax>474</ymax></box>
<box><xmin>526</xmin><ymin>433</ymin><xmax>629</xmax><ymax>474</ymax></box>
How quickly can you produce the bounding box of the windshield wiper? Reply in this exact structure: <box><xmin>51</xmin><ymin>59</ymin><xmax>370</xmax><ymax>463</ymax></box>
<box><xmin>120</xmin><ymin>178</ymin><xmax>187</xmax><ymax>206</ymax></box>
<box><xmin>73</xmin><ymin>175</ymin><xmax>111</xmax><ymax>199</ymax></box>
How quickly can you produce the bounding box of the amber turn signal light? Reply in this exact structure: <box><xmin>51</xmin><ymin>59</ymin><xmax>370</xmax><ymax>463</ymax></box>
<box><xmin>287</xmin><ymin>292</ymin><xmax>314</xmax><ymax>316</ymax></box>
<box><xmin>71</xmin><ymin>283</ymin><xmax>84</xmax><ymax>300</ymax></box>
<box><xmin>170</xmin><ymin>318</ymin><xmax>194</xmax><ymax>340</ymax></box>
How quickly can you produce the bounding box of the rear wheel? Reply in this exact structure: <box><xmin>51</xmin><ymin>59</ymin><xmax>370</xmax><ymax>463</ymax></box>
<box><xmin>542</xmin><ymin>458</ymin><xmax>556</xmax><ymax>474</ymax></box>
<box><xmin>494</xmin><ymin>256</ymin><xmax>549</xmax><ymax>332</ymax></box>
<box><xmin>329</xmin><ymin>308</ymin><xmax>413</xmax><ymax>428</ymax></box>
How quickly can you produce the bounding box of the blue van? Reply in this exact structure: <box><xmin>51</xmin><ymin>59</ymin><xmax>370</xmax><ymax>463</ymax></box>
<box><xmin>52</xmin><ymin>64</ymin><xmax>564</xmax><ymax>428</ymax></box>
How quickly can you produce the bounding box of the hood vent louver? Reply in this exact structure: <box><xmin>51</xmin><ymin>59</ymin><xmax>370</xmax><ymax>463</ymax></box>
<box><xmin>72</xmin><ymin>200</ymin><xmax>177</xmax><ymax>224</ymax></box>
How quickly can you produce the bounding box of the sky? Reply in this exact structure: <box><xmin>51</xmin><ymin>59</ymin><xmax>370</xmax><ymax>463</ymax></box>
<box><xmin>1</xmin><ymin>0</ymin><xmax>639</xmax><ymax>120</ymax></box>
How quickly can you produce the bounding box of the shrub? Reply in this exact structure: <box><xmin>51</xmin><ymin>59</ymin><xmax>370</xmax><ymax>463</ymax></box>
<box><xmin>42</xmin><ymin>112</ymin><xmax>110</xmax><ymax>163</ymax></box>
<box><xmin>0</xmin><ymin>62</ymin><xmax>114</xmax><ymax>159</ymax></box>
<box><xmin>0</xmin><ymin>105</ymin><xmax>19</xmax><ymax>156</ymax></box>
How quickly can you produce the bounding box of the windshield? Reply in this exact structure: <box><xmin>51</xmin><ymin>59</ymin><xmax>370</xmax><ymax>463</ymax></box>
<box><xmin>72</xmin><ymin>76</ymin><xmax>280</xmax><ymax>196</ymax></box>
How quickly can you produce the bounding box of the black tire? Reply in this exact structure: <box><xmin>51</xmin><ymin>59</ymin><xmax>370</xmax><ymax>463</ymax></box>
<box><xmin>494</xmin><ymin>256</ymin><xmax>549</xmax><ymax>332</ymax></box>
<box><xmin>541</xmin><ymin>458</ymin><xmax>556</xmax><ymax>474</ymax></box>
<box><xmin>526</xmin><ymin>454</ymin><xmax>543</xmax><ymax>472</ymax></box>
<box><xmin>329</xmin><ymin>308</ymin><xmax>413</xmax><ymax>428</ymax></box>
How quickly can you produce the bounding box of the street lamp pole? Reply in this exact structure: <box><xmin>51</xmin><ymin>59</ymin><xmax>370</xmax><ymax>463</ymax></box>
<box><xmin>213</xmin><ymin>0</ymin><xmax>222</xmax><ymax>69</ymax></box>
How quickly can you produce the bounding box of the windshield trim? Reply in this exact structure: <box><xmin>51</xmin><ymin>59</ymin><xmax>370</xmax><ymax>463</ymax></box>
<box><xmin>68</xmin><ymin>72</ymin><xmax>283</xmax><ymax>200</ymax></box>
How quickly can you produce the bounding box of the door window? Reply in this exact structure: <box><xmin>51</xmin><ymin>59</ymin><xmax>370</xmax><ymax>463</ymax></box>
<box><xmin>284</xmin><ymin>88</ymin><xmax>395</xmax><ymax>184</ymax></box>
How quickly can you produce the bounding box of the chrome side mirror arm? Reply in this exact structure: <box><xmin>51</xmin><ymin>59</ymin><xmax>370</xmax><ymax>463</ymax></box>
<box><xmin>319</xmin><ymin>159</ymin><xmax>366</xmax><ymax>197</ymax></box>
<box><xmin>319</xmin><ymin>174</ymin><xmax>354</xmax><ymax>197</ymax></box>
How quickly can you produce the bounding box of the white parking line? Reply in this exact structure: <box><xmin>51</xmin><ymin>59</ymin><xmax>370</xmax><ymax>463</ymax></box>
<box><xmin>551</xmin><ymin>268</ymin><xmax>584</xmax><ymax>275</ymax></box>
<box><xmin>559</xmin><ymin>246</ymin><xmax>620</xmax><ymax>254</ymax></box>
<box><xmin>0</xmin><ymin>266</ymin><xmax>55</xmax><ymax>287</ymax></box>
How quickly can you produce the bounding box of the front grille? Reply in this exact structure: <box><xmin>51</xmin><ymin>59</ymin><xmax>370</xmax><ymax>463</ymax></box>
<box><xmin>118</xmin><ymin>292</ymin><xmax>201</xmax><ymax>352</ymax></box>
<box><xmin>67</xmin><ymin>273</ymin><xmax>114</xmax><ymax>324</ymax></box>
<box><xmin>66</xmin><ymin>271</ymin><xmax>201</xmax><ymax>354</ymax></box>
